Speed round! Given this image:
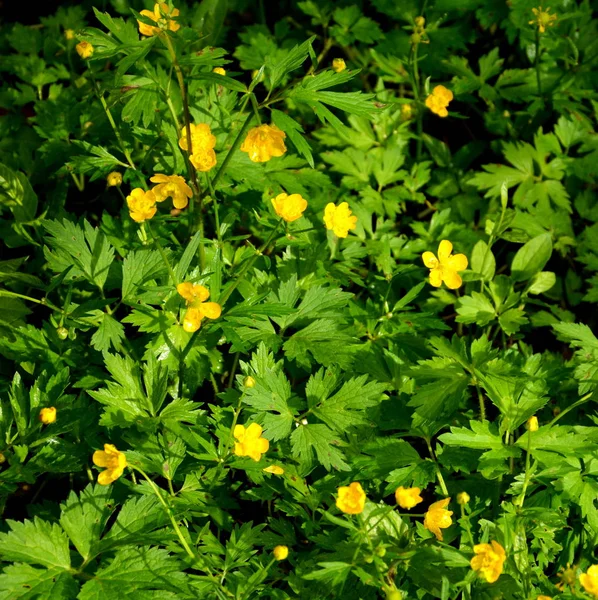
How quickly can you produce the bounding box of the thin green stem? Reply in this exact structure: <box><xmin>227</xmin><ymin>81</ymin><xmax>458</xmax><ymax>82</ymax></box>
<box><xmin>409</xmin><ymin>43</ymin><xmax>423</xmax><ymax>161</ymax></box>
<box><xmin>460</xmin><ymin>504</ymin><xmax>475</xmax><ymax>547</ymax></box>
<box><xmin>146</xmin><ymin>222</ymin><xmax>178</xmax><ymax>286</ymax></box>
<box><xmin>549</xmin><ymin>392</ymin><xmax>594</xmax><ymax>426</ymax></box>
<box><xmin>535</xmin><ymin>29</ymin><xmax>542</xmax><ymax>97</ymax></box>
<box><xmin>0</xmin><ymin>289</ymin><xmax>62</xmax><ymax>312</ymax></box>
<box><xmin>426</xmin><ymin>438</ymin><xmax>449</xmax><ymax>496</ymax></box>
<box><xmin>517</xmin><ymin>430</ymin><xmax>533</xmax><ymax>507</ymax></box>
<box><xmin>476</xmin><ymin>384</ymin><xmax>486</xmax><ymax>422</ymax></box>
<box><xmin>204</xmin><ymin>173</ymin><xmax>222</xmax><ymax>245</ymax></box>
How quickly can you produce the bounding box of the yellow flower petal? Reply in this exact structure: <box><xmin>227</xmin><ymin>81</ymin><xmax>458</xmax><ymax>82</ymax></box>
<box><xmin>199</xmin><ymin>302</ymin><xmax>222</xmax><ymax>320</ymax></box>
<box><xmin>443</xmin><ymin>270</ymin><xmax>463</xmax><ymax>290</ymax></box>
<box><xmin>437</xmin><ymin>240</ymin><xmax>453</xmax><ymax>261</ymax></box>
<box><xmin>429</xmin><ymin>268</ymin><xmax>443</xmax><ymax>287</ymax></box>
<box><xmin>446</xmin><ymin>253</ymin><xmax>468</xmax><ymax>271</ymax></box>
<box><xmin>422</xmin><ymin>251</ymin><xmax>439</xmax><ymax>269</ymax></box>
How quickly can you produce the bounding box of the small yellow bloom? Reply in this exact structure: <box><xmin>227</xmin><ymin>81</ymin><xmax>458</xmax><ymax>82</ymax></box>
<box><xmin>425</xmin><ymin>85</ymin><xmax>453</xmax><ymax>117</ymax></box>
<box><xmin>470</xmin><ymin>541</ymin><xmax>506</xmax><ymax>583</ymax></box>
<box><xmin>423</xmin><ymin>497</ymin><xmax>453</xmax><ymax>541</ymax></box>
<box><xmin>64</xmin><ymin>29</ymin><xmax>75</xmax><ymax>41</ymax></box>
<box><xmin>138</xmin><ymin>2</ymin><xmax>180</xmax><ymax>37</ymax></box>
<box><xmin>233</xmin><ymin>423</ymin><xmax>269</xmax><ymax>461</ymax></box>
<box><xmin>150</xmin><ymin>174</ymin><xmax>193</xmax><ymax>209</ymax></box>
<box><xmin>177</xmin><ymin>282</ymin><xmax>221</xmax><ymax>332</ymax></box>
<box><xmin>414</xmin><ymin>16</ymin><xmax>426</xmax><ymax>28</ymax></box>
<box><xmin>263</xmin><ymin>465</ymin><xmax>284</xmax><ymax>475</ymax></box>
<box><xmin>213</xmin><ymin>67</ymin><xmax>226</xmax><ymax>76</ymax></box>
<box><xmin>332</xmin><ymin>58</ymin><xmax>346</xmax><ymax>73</ymax></box>
<box><xmin>422</xmin><ymin>240</ymin><xmax>468</xmax><ymax>290</ymax></box>
<box><xmin>580</xmin><ymin>565</ymin><xmax>598</xmax><ymax>597</ymax></box>
<box><xmin>527</xmin><ymin>416</ymin><xmax>539</xmax><ymax>431</ymax></box>
<box><xmin>273</xmin><ymin>545</ymin><xmax>289</xmax><ymax>561</ymax></box>
<box><xmin>39</xmin><ymin>407</ymin><xmax>57</xmax><ymax>425</ymax></box>
<box><xmin>324</xmin><ymin>202</ymin><xmax>358</xmax><ymax>238</ymax></box>
<box><xmin>395</xmin><ymin>486</ymin><xmax>423</xmax><ymax>509</ymax></box>
<box><xmin>401</xmin><ymin>103</ymin><xmax>413</xmax><ymax>120</ymax></box>
<box><xmin>93</xmin><ymin>444</ymin><xmax>127</xmax><ymax>485</ymax></box>
<box><xmin>271</xmin><ymin>193</ymin><xmax>308</xmax><ymax>223</ymax></box>
<box><xmin>336</xmin><ymin>481</ymin><xmax>366</xmax><ymax>515</ymax></box>
<box><xmin>107</xmin><ymin>172</ymin><xmax>122</xmax><ymax>187</ymax></box>
<box><xmin>240</xmin><ymin>124</ymin><xmax>287</xmax><ymax>163</ymax></box>
<box><xmin>536</xmin><ymin>596</ymin><xmax>552</xmax><ymax>600</ymax></box>
<box><xmin>76</xmin><ymin>41</ymin><xmax>94</xmax><ymax>59</ymax></box>
<box><xmin>529</xmin><ymin>7</ymin><xmax>557</xmax><ymax>33</ymax></box>
<box><xmin>244</xmin><ymin>376</ymin><xmax>256</xmax><ymax>388</ymax></box>
<box><xmin>0</xmin><ymin>452</ymin><xmax>5</xmax><ymax>464</ymax></box>
<box><xmin>457</xmin><ymin>491</ymin><xmax>470</xmax><ymax>505</ymax></box>
<box><xmin>126</xmin><ymin>188</ymin><xmax>157</xmax><ymax>223</ymax></box>
<box><xmin>178</xmin><ymin>124</ymin><xmax>217</xmax><ymax>172</ymax></box>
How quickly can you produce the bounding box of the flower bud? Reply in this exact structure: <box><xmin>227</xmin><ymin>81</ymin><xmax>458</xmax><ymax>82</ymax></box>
<box><xmin>107</xmin><ymin>172</ymin><xmax>122</xmax><ymax>187</ymax></box>
<box><xmin>212</xmin><ymin>67</ymin><xmax>226</xmax><ymax>76</ymax></box>
<box><xmin>273</xmin><ymin>545</ymin><xmax>288</xmax><ymax>561</ymax></box>
<box><xmin>0</xmin><ymin>452</ymin><xmax>6</xmax><ymax>464</ymax></box>
<box><xmin>39</xmin><ymin>407</ymin><xmax>57</xmax><ymax>425</ymax></box>
<box><xmin>243</xmin><ymin>376</ymin><xmax>256</xmax><ymax>388</ymax></box>
<box><xmin>457</xmin><ymin>491</ymin><xmax>470</xmax><ymax>505</ymax></box>
<box><xmin>415</xmin><ymin>16</ymin><xmax>425</xmax><ymax>28</ymax></box>
<box><xmin>56</xmin><ymin>327</ymin><xmax>69</xmax><ymax>340</ymax></box>
<box><xmin>64</xmin><ymin>29</ymin><xmax>75</xmax><ymax>40</ymax></box>
<box><xmin>527</xmin><ymin>416</ymin><xmax>539</xmax><ymax>432</ymax></box>
<box><xmin>332</xmin><ymin>58</ymin><xmax>346</xmax><ymax>73</ymax></box>
<box><xmin>375</xmin><ymin>546</ymin><xmax>387</xmax><ymax>557</ymax></box>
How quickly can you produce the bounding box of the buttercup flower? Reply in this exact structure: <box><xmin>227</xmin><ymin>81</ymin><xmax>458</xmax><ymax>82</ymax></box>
<box><xmin>336</xmin><ymin>482</ymin><xmax>366</xmax><ymax>515</ymax></box>
<box><xmin>332</xmin><ymin>58</ymin><xmax>346</xmax><ymax>73</ymax></box>
<box><xmin>470</xmin><ymin>541</ymin><xmax>506</xmax><ymax>583</ymax></box>
<box><xmin>150</xmin><ymin>174</ymin><xmax>193</xmax><ymax>209</ymax></box>
<box><xmin>529</xmin><ymin>7</ymin><xmax>557</xmax><ymax>33</ymax></box>
<box><xmin>422</xmin><ymin>240</ymin><xmax>468</xmax><ymax>290</ymax></box>
<box><xmin>64</xmin><ymin>29</ymin><xmax>75</xmax><ymax>41</ymax></box>
<box><xmin>580</xmin><ymin>565</ymin><xmax>598</xmax><ymax>597</ymax></box>
<box><xmin>536</xmin><ymin>596</ymin><xmax>552</xmax><ymax>600</ymax></box>
<box><xmin>126</xmin><ymin>188</ymin><xmax>157</xmax><ymax>223</ymax></box>
<box><xmin>457</xmin><ymin>491</ymin><xmax>470</xmax><ymax>505</ymax></box>
<box><xmin>527</xmin><ymin>416</ymin><xmax>539</xmax><ymax>431</ymax></box>
<box><xmin>177</xmin><ymin>282</ymin><xmax>221</xmax><ymax>332</ymax></box>
<box><xmin>107</xmin><ymin>172</ymin><xmax>122</xmax><ymax>187</ymax></box>
<box><xmin>424</xmin><ymin>497</ymin><xmax>453</xmax><ymax>541</ymax></box>
<box><xmin>425</xmin><ymin>85</ymin><xmax>453</xmax><ymax>117</ymax></box>
<box><xmin>401</xmin><ymin>103</ymin><xmax>413</xmax><ymax>120</ymax></box>
<box><xmin>93</xmin><ymin>444</ymin><xmax>127</xmax><ymax>485</ymax></box>
<box><xmin>39</xmin><ymin>407</ymin><xmax>57</xmax><ymax>425</ymax></box>
<box><xmin>213</xmin><ymin>67</ymin><xmax>226</xmax><ymax>76</ymax></box>
<box><xmin>263</xmin><ymin>465</ymin><xmax>284</xmax><ymax>475</ymax></box>
<box><xmin>395</xmin><ymin>486</ymin><xmax>423</xmax><ymax>509</ymax></box>
<box><xmin>324</xmin><ymin>202</ymin><xmax>358</xmax><ymax>238</ymax></box>
<box><xmin>233</xmin><ymin>423</ymin><xmax>269</xmax><ymax>461</ymax></box>
<box><xmin>76</xmin><ymin>41</ymin><xmax>94</xmax><ymax>59</ymax></box>
<box><xmin>273</xmin><ymin>545</ymin><xmax>289</xmax><ymax>561</ymax></box>
<box><xmin>138</xmin><ymin>2</ymin><xmax>180</xmax><ymax>36</ymax></box>
<box><xmin>178</xmin><ymin>123</ymin><xmax>217</xmax><ymax>172</ymax></box>
<box><xmin>271</xmin><ymin>193</ymin><xmax>308</xmax><ymax>222</ymax></box>
<box><xmin>240</xmin><ymin>124</ymin><xmax>287</xmax><ymax>163</ymax></box>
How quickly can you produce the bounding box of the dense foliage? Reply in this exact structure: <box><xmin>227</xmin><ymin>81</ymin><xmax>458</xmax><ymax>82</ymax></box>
<box><xmin>1</xmin><ymin>0</ymin><xmax>598</xmax><ymax>598</ymax></box>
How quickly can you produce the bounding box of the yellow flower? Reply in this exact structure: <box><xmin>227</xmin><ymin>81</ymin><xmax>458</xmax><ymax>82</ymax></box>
<box><xmin>64</xmin><ymin>29</ymin><xmax>75</xmax><ymax>41</ymax></box>
<box><xmin>580</xmin><ymin>565</ymin><xmax>598</xmax><ymax>597</ymax></box>
<box><xmin>240</xmin><ymin>124</ymin><xmax>287</xmax><ymax>163</ymax></box>
<box><xmin>395</xmin><ymin>486</ymin><xmax>423</xmax><ymax>509</ymax></box>
<box><xmin>39</xmin><ymin>407</ymin><xmax>57</xmax><ymax>425</ymax></box>
<box><xmin>178</xmin><ymin>124</ymin><xmax>217</xmax><ymax>172</ymax></box>
<box><xmin>527</xmin><ymin>416</ymin><xmax>539</xmax><ymax>431</ymax></box>
<box><xmin>470</xmin><ymin>541</ymin><xmax>506</xmax><ymax>583</ymax></box>
<box><xmin>76</xmin><ymin>41</ymin><xmax>94</xmax><ymax>59</ymax></box>
<box><xmin>332</xmin><ymin>58</ymin><xmax>346</xmax><ymax>73</ymax></box>
<box><xmin>263</xmin><ymin>465</ymin><xmax>284</xmax><ymax>475</ymax></box>
<box><xmin>422</xmin><ymin>240</ymin><xmax>468</xmax><ymax>289</ymax></box>
<box><xmin>233</xmin><ymin>423</ymin><xmax>269</xmax><ymax>461</ymax></box>
<box><xmin>324</xmin><ymin>202</ymin><xmax>358</xmax><ymax>238</ymax></box>
<box><xmin>271</xmin><ymin>193</ymin><xmax>308</xmax><ymax>223</ymax></box>
<box><xmin>150</xmin><ymin>174</ymin><xmax>193</xmax><ymax>209</ymax></box>
<box><xmin>126</xmin><ymin>188</ymin><xmax>157</xmax><ymax>223</ymax></box>
<box><xmin>401</xmin><ymin>103</ymin><xmax>413</xmax><ymax>120</ymax></box>
<box><xmin>457</xmin><ymin>491</ymin><xmax>470</xmax><ymax>505</ymax></box>
<box><xmin>93</xmin><ymin>444</ymin><xmax>127</xmax><ymax>485</ymax></box>
<box><xmin>425</xmin><ymin>85</ymin><xmax>453</xmax><ymax>117</ymax></box>
<box><xmin>138</xmin><ymin>2</ymin><xmax>180</xmax><ymax>37</ymax></box>
<box><xmin>336</xmin><ymin>481</ymin><xmax>366</xmax><ymax>515</ymax></box>
<box><xmin>423</xmin><ymin>497</ymin><xmax>453</xmax><ymax>541</ymax></box>
<box><xmin>536</xmin><ymin>596</ymin><xmax>552</xmax><ymax>600</ymax></box>
<box><xmin>529</xmin><ymin>7</ymin><xmax>557</xmax><ymax>33</ymax></box>
<box><xmin>107</xmin><ymin>172</ymin><xmax>122</xmax><ymax>187</ymax></box>
<box><xmin>213</xmin><ymin>67</ymin><xmax>226</xmax><ymax>76</ymax></box>
<box><xmin>273</xmin><ymin>545</ymin><xmax>289</xmax><ymax>561</ymax></box>
<box><xmin>243</xmin><ymin>376</ymin><xmax>256</xmax><ymax>388</ymax></box>
<box><xmin>176</xmin><ymin>282</ymin><xmax>221</xmax><ymax>332</ymax></box>
<box><xmin>0</xmin><ymin>452</ymin><xmax>5</xmax><ymax>464</ymax></box>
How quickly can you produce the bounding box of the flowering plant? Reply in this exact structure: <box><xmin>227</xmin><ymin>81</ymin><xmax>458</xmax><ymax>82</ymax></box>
<box><xmin>0</xmin><ymin>1</ymin><xmax>597</xmax><ymax>599</ymax></box>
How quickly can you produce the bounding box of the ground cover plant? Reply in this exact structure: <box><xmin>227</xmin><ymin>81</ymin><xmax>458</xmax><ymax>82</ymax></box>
<box><xmin>0</xmin><ymin>0</ymin><xmax>597</xmax><ymax>598</ymax></box>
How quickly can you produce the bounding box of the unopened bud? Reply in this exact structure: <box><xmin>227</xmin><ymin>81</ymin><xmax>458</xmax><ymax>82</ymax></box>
<box><xmin>56</xmin><ymin>327</ymin><xmax>68</xmax><ymax>340</ymax></box>
<box><xmin>457</xmin><ymin>491</ymin><xmax>470</xmax><ymax>505</ymax></box>
<box><xmin>0</xmin><ymin>452</ymin><xmax>6</xmax><ymax>464</ymax></box>
<box><xmin>243</xmin><ymin>376</ymin><xmax>256</xmax><ymax>388</ymax></box>
<box><xmin>415</xmin><ymin>16</ymin><xmax>425</xmax><ymax>28</ymax></box>
<box><xmin>527</xmin><ymin>416</ymin><xmax>539</xmax><ymax>432</ymax></box>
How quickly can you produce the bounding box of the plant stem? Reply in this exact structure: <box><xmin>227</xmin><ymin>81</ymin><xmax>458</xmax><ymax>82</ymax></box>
<box><xmin>517</xmin><ymin>430</ymin><xmax>533</xmax><ymax>507</ymax></box>
<box><xmin>204</xmin><ymin>173</ymin><xmax>222</xmax><ymax>245</ymax></box>
<box><xmin>145</xmin><ymin>221</ymin><xmax>178</xmax><ymax>286</ymax></box>
<box><xmin>425</xmin><ymin>438</ymin><xmax>449</xmax><ymax>496</ymax></box>
<box><xmin>535</xmin><ymin>29</ymin><xmax>542</xmax><ymax>97</ymax></box>
<box><xmin>409</xmin><ymin>43</ymin><xmax>423</xmax><ymax>161</ymax></box>
<box><xmin>475</xmin><ymin>383</ymin><xmax>486</xmax><ymax>422</ymax></box>
<box><xmin>0</xmin><ymin>289</ymin><xmax>62</xmax><ymax>312</ymax></box>
<box><xmin>549</xmin><ymin>391</ymin><xmax>594</xmax><ymax>426</ymax></box>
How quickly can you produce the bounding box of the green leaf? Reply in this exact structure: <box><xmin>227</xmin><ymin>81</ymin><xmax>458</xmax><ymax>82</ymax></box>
<box><xmin>470</xmin><ymin>240</ymin><xmax>496</xmax><ymax>281</ymax></box>
<box><xmin>91</xmin><ymin>313</ymin><xmax>125</xmax><ymax>352</ymax></box>
<box><xmin>0</xmin><ymin>564</ymin><xmax>78</xmax><ymax>600</ymax></box>
<box><xmin>456</xmin><ymin>292</ymin><xmax>496</xmax><ymax>326</ymax></box>
<box><xmin>175</xmin><ymin>231</ymin><xmax>202</xmax><ymax>282</ymax></box>
<box><xmin>271</xmin><ymin>109</ymin><xmax>314</xmax><ymax>168</ymax></box>
<box><xmin>438</xmin><ymin>420</ymin><xmax>504</xmax><ymax>450</ymax></box>
<box><xmin>8</xmin><ymin>371</ymin><xmax>29</xmax><ymax>436</ymax></box>
<box><xmin>267</xmin><ymin>37</ymin><xmax>315</xmax><ymax>89</ymax></box>
<box><xmin>122</xmin><ymin>248</ymin><xmax>167</xmax><ymax>302</ymax></box>
<box><xmin>0</xmin><ymin>163</ymin><xmax>38</xmax><ymax>223</ymax></box>
<box><xmin>59</xmin><ymin>484</ymin><xmax>115</xmax><ymax>561</ymax></box>
<box><xmin>290</xmin><ymin>423</ymin><xmax>349</xmax><ymax>471</ymax></box>
<box><xmin>0</xmin><ymin>517</ymin><xmax>71</xmax><ymax>569</ymax></box>
<box><xmin>93</xmin><ymin>8</ymin><xmax>139</xmax><ymax>44</ymax></box>
<box><xmin>498</xmin><ymin>308</ymin><xmax>528</xmax><ymax>335</ymax></box>
<box><xmin>303</xmin><ymin>562</ymin><xmax>352</xmax><ymax>585</ymax></box>
<box><xmin>511</xmin><ymin>233</ymin><xmax>552</xmax><ymax>282</ymax></box>
<box><xmin>528</xmin><ymin>271</ymin><xmax>556</xmax><ymax>295</ymax></box>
